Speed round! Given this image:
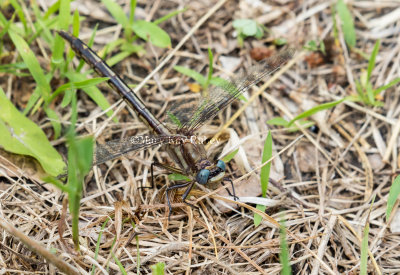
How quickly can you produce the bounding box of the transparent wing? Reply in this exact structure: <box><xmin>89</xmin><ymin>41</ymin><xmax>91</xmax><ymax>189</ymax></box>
<box><xmin>171</xmin><ymin>48</ymin><xmax>295</xmax><ymax>133</ymax></box>
<box><xmin>94</xmin><ymin>135</ymin><xmax>183</xmax><ymax>166</ymax></box>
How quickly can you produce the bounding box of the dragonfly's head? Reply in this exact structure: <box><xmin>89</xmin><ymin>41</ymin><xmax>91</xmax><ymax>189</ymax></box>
<box><xmin>196</xmin><ymin>160</ymin><xmax>226</xmax><ymax>185</ymax></box>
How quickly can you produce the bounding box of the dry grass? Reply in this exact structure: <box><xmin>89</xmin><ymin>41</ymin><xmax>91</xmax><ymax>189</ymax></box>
<box><xmin>1</xmin><ymin>0</ymin><xmax>400</xmax><ymax>274</ymax></box>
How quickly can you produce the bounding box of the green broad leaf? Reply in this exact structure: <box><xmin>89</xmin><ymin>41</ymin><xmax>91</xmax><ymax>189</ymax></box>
<box><xmin>386</xmin><ymin>175</ymin><xmax>400</xmax><ymax>221</ymax></box>
<box><xmin>336</xmin><ymin>0</ymin><xmax>356</xmax><ymax>47</ymax></box>
<box><xmin>174</xmin><ymin>66</ymin><xmax>206</xmax><ymax>86</ymax></box>
<box><xmin>0</xmin><ymin>88</ymin><xmax>66</xmax><ymax>176</ymax></box>
<box><xmin>267</xmin><ymin>117</ymin><xmax>289</xmax><ymax>126</ymax></box>
<box><xmin>101</xmin><ymin>0</ymin><xmax>129</xmax><ymax>29</ymax></box>
<box><xmin>367</xmin><ymin>40</ymin><xmax>380</xmax><ymax>81</ymax></box>
<box><xmin>233</xmin><ymin>19</ymin><xmax>258</xmax><ymax>36</ymax></box>
<box><xmin>8</xmin><ymin>29</ymin><xmax>51</xmax><ymax>101</ymax></box>
<box><xmin>221</xmin><ymin>149</ymin><xmax>239</xmax><ymax>163</ymax></box>
<box><xmin>132</xmin><ymin>20</ymin><xmax>171</xmax><ymax>48</ymax></box>
<box><xmin>150</xmin><ymin>262</ymin><xmax>165</xmax><ymax>275</ymax></box>
<box><xmin>288</xmin><ymin>99</ymin><xmax>345</xmax><ymax>126</ymax></box>
<box><xmin>168</xmin><ymin>173</ymin><xmax>191</xmax><ymax>182</ymax></box>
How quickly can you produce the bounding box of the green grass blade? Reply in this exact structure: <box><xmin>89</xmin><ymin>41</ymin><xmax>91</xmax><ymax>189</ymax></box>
<box><xmin>153</xmin><ymin>8</ymin><xmax>187</xmax><ymax>25</ymax></box>
<box><xmin>366</xmin><ymin>82</ymin><xmax>375</xmax><ymax>105</ymax></box>
<box><xmin>360</xmin><ymin>196</ymin><xmax>374</xmax><ymax>275</ymax></box>
<box><xmin>106</xmin><ymin>49</ymin><xmax>138</xmax><ymax>67</ymax></box>
<box><xmin>129</xmin><ymin>0</ymin><xmax>136</xmax><ymax>26</ymax></box>
<box><xmin>44</xmin><ymin>107</ymin><xmax>62</xmax><ymax>139</ymax></box>
<box><xmin>174</xmin><ymin>65</ymin><xmax>206</xmax><ymax>86</ymax></box>
<box><xmin>386</xmin><ymin>175</ymin><xmax>400</xmax><ymax>221</ymax></box>
<box><xmin>91</xmin><ymin>218</ymin><xmax>110</xmax><ymax>275</ymax></box>
<box><xmin>260</xmin><ymin>131</ymin><xmax>272</xmax><ymax>197</ymax></box>
<box><xmin>360</xmin><ymin>220</ymin><xmax>369</xmax><ymax>275</ymax></box>
<box><xmin>9</xmin><ymin>0</ymin><xmax>28</xmax><ymax>32</ymax></box>
<box><xmin>374</xmin><ymin>77</ymin><xmax>400</xmax><ymax>96</ymax></box>
<box><xmin>72</xmin><ymin>9</ymin><xmax>80</xmax><ymax>35</ymax></box>
<box><xmin>367</xmin><ymin>40</ymin><xmax>380</xmax><ymax>81</ymax></box>
<box><xmin>205</xmin><ymin>48</ymin><xmax>214</xmax><ymax>88</ymax></box>
<box><xmin>254</xmin><ymin>131</ymin><xmax>272</xmax><ymax>227</ymax></box>
<box><xmin>112</xmin><ymin>253</ymin><xmax>127</xmax><ymax>275</ymax></box>
<box><xmin>8</xmin><ymin>29</ymin><xmax>52</xmax><ymax>101</ymax></box>
<box><xmin>279</xmin><ymin>217</ymin><xmax>292</xmax><ymax>275</ymax></box>
<box><xmin>22</xmin><ymin>86</ymin><xmax>41</xmax><ymax>115</ymax></box>
<box><xmin>76</xmin><ymin>26</ymin><xmax>99</xmax><ymax>72</ymax></box>
<box><xmin>51</xmin><ymin>0</ymin><xmax>71</xmax><ymax>68</ymax></box>
<box><xmin>101</xmin><ymin>0</ymin><xmax>129</xmax><ymax>29</ymax></box>
<box><xmin>267</xmin><ymin>117</ymin><xmax>289</xmax><ymax>126</ymax></box>
<box><xmin>221</xmin><ymin>149</ymin><xmax>239</xmax><ymax>163</ymax></box>
<box><xmin>288</xmin><ymin>99</ymin><xmax>344</xmax><ymax>126</ymax></box>
<box><xmin>64</xmin><ymin>71</ymin><xmax>116</xmax><ymax>121</ymax></box>
<box><xmin>50</xmin><ymin>77</ymin><xmax>109</xmax><ymax>102</ymax></box>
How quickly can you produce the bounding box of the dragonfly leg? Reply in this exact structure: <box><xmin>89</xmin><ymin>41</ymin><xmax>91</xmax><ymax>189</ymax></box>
<box><xmin>166</xmin><ymin>181</ymin><xmax>195</xmax><ymax>220</ymax></box>
<box><xmin>181</xmin><ymin>182</ymin><xmax>196</xmax><ymax>208</ymax></box>
<box><xmin>141</xmin><ymin>162</ymin><xmax>183</xmax><ymax>189</ymax></box>
<box><xmin>222</xmin><ymin>177</ymin><xmax>238</xmax><ymax>201</ymax></box>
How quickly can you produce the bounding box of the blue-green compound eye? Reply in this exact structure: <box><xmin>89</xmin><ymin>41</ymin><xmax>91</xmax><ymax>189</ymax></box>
<box><xmin>196</xmin><ymin>169</ymin><xmax>210</xmax><ymax>185</ymax></box>
<box><xmin>217</xmin><ymin>160</ymin><xmax>226</xmax><ymax>171</ymax></box>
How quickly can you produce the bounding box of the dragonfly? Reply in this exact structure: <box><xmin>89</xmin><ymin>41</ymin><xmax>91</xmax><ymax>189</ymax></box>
<box><xmin>58</xmin><ymin>30</ymin><xmax>294</xmax><ymax>217</ymax></box>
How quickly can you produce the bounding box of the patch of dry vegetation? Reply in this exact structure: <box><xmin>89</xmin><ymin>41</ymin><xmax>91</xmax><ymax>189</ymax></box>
<box><xmin>1</xmin><ymin>0</ymin><xmax>400</xmax><ymax>274</ymax></box>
